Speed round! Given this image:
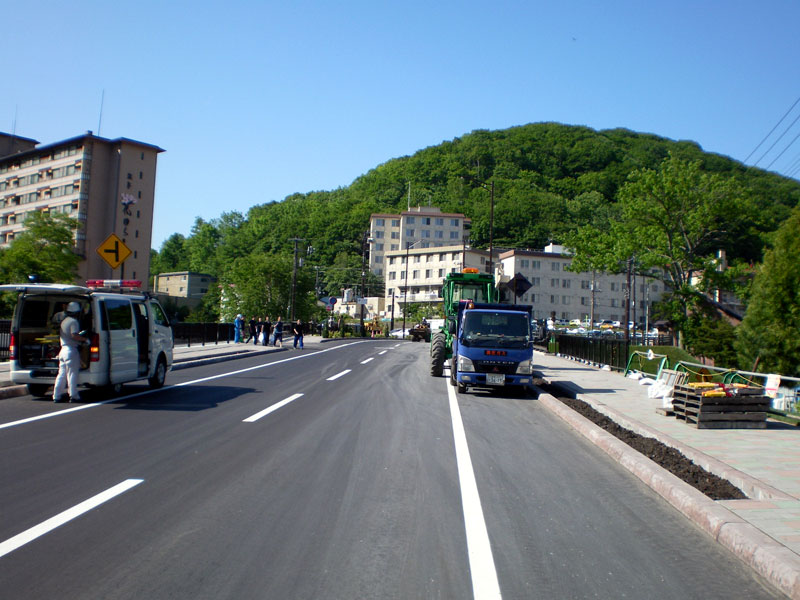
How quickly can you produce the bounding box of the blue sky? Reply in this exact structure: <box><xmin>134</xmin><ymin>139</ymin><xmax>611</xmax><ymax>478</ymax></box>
<box><xmin>4</xmin><ymin>0</ymin><xmax>799</xmax><ymax>249</ymax></box>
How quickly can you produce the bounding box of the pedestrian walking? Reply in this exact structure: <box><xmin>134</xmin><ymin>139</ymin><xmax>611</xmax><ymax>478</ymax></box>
<box><xmin>292</xmin><ymin>319</ymin><xmax>304</xmax><ymax>349</ymax></box>
<box><xmin>273</xmin><ymin>316</ymin><xmax>283</xmax><ymax>347</ymax></box>
<box><xmin>256</xmin><ymin>317</ymin><xmax>264</xmax><ymax>344</ymax></box>
<box><xmin>234</xmin><ymin>314</ymin><xmax>243</xmax><ymax>343</ymax></box>
<box><xmin>53</xmin><ymin>301</ymin><xmax>88</xmax><ymax>403</ymax></box>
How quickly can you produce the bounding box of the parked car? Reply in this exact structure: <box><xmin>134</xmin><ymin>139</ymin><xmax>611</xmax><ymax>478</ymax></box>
<box><xmin>1</xmin><ymin>281</ymin><xmax>173</xmax><ymax>397</ymax></box>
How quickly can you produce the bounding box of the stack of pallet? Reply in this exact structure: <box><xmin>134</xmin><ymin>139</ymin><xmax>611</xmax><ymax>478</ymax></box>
<box><xmin>672</xmin><ymin>383</ymin><xmax>769</xmax><ymax>429</ymax></box>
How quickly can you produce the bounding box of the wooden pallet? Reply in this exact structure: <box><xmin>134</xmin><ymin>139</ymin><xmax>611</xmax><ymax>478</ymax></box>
<box><xmin>672</xmin><ymin>384</ymin><xmax>768</xmax><ymax>428</ymax></box>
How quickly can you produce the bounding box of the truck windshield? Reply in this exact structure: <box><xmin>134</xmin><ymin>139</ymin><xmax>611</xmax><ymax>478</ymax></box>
<box><xmin>461</xmin><ymin>312</ymin><xmax>530</xmax><ymax>348</ymax></box>
<box><xmin>452</xmin><ymin>284</ymin><xmax>490</xmax><ymax>304</ymax></box>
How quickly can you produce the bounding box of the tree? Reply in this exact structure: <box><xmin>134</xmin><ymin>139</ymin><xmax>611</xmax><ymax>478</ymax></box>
<box><xmin>735</xmin><ymin>208</ymin><xmax>800</xmax><ymax>376</ymax></box>
<box><xmin>0</xmin><ymin>212</ymin><xmax>81</xmax><ymax>284</ymax></box>
<box><xmin>567</xmin><ymin>154</ymin><xmax>753</xmax><ymax>347</ymax></box>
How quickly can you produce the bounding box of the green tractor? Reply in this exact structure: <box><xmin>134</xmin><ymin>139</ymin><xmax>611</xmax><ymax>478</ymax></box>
<box><xmin>430</xmin><ymin>269</ymin><xmax>498</xmax><ymax>376</ymax></box>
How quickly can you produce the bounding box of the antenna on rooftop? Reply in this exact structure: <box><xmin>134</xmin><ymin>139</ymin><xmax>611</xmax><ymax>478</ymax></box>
<box><xmin>97</xmin><ymin>89</ymin><xmax>105</xmax><ymax>137</ymax></box>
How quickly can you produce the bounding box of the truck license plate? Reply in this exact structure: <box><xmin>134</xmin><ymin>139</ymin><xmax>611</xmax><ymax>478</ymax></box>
<box><xmin>486</xmin><ymin>373</ymin><xmax>505</xmax><ymax>386</ymax></box>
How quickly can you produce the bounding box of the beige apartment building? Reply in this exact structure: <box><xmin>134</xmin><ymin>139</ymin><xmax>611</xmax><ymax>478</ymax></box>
<box><xmin>383</xmin><ymin>244</ymin><xmax>492</xmax><ymax>317</ymax></box>
<box><xmin>368</xmin><ymin>206</ymin><xmax>471</xmax><ymax>276</ymax></box>
<box><xmin>154</xmin><ymin>271</ymin><xmax>216</xmax><ymax>298</ymax></box>
<box><xmin>0</xmin><ymin>131</ymin><xmax>163</xmax><ymax>287</ymax></box>
<box><xmin>498</xmin><ymin>244</ymin><xmax>665</xmax><ymax>325</ymax></box>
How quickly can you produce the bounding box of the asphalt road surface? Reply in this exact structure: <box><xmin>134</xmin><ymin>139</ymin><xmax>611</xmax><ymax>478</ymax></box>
<box><xmin>0</xmin><ymin>341</ymin><xmax>782</xmax><ymax>599</ymax></box>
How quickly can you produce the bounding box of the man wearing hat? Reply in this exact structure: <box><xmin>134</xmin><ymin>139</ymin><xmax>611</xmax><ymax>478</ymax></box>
<box><xmin>53</xmin><ymin>301</ymin><xmax>88</xmax><ymax>403</ymax></box>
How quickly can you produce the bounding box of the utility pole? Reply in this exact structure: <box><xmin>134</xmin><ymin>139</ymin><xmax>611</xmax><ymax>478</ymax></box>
<box><xmin>289</xmin><ymin>237</ymin><xmax>305</xmax><ymax>321</ymax></box>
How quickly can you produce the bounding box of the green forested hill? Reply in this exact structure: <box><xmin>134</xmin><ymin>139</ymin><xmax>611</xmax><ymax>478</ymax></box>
<box><xmin>153</xmin><ymin>122</ymin><xmax>800</xmax><ymax>279</ymax></box>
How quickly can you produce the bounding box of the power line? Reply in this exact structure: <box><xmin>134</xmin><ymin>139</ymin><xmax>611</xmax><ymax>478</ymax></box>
<box><xmin>766</xmin><ymin>130</ymin><xmax>800</xmax><ymax>170</ymax></box>
<box><xmin>754</xmin><ymin>109</ymin><xmax>800</xmax><ymax>167</ymax></box>
<box><xmin>745</xmin><ymin>94</ymin><xmax>800</xmax><ymax>164</ymax></box>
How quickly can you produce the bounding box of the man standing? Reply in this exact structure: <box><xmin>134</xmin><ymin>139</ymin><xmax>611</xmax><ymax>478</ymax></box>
<box><xmin>53</xmin><ymin>301</ymin><xmax>87</xmax><ymax>403</ymax></box>
<box><xmin>262</xmin><ymin>316</ymin><xmax>272</xmax><ymax>347</ymax></box>
<box><xmin>248</xmin><ymin>316</ymin><xmax>258</xmax><ymax>344</ymax></box>
<box><xmin>234</xmin><ymin>314</ymin><xmax>243</xmax><ymax>343</ymax></box>
<box><xmin>292</xmin><ymin>319</ymin><xmax>304</xmax><ymax>349</ymax></box>
<box><xmin>273</xmin><ymin>316</ymin><xmax>283</xmax><ymax>347</ymax></box>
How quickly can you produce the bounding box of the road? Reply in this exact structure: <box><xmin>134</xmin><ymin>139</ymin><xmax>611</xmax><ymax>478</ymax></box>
<box><xmin>0</xmin><ymin>340</ymin><xmax>782</xmax><ymax>599</ymax></box>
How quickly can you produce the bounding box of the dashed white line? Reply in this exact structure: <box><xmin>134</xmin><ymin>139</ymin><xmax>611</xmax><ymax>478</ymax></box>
<box><xmin>360</xmin><ymin>357</ymin><xmax>375</xmax><ymax>364</ymax></box>
<box><xmin>447</xmin><ymin>382</ymin><xmax>502</xmax><ymax>599</ymax></box>
<box><xmin>326</xmin><ymin>369</ymin><xmax>351</xmax><ymax>381</ymax></box>
<box><xmin>243</xmin><ymin>393</ymin><xmax>304</xmax><ymax>422</ymax></box>
<box><xmin>0</xmin><ymin>342</ymin><xmax>366</xmax><ymax>431</ymax></box>
<box><xmin>0</xmin><ymin>479</ymin><xmax>144</xmax><ymax>559</ymax></box>
<box><xmin>378</xmin><ymin>350</ymin><xmax>388</xmax><ymax>355</ymax></box>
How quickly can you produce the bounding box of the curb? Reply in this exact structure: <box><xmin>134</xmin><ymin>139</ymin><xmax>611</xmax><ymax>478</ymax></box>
<box><xmin>537</xmin><ymin>392</ymin><xmax>800</xmax><ymax>599</ymax></box>
<box><xmin>171</xmin><ymin>347</ymin><xmax>287</xmax><ymax>370</ymax></box>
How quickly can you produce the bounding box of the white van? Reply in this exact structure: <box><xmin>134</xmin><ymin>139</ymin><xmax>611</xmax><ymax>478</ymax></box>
<box><xmin>1</xmin><ymin>281</ymin><xmax>173</xmax><ymax>397</ymax></box>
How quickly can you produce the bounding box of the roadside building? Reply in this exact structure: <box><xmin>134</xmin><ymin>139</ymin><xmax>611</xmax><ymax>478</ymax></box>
<box><xmin>0</xmin><ymin>131</ymin><xmax>163</xmax><ymax>287</ymax></box>
<box><xmin>368</xmin><ymin>206</ymin><xmax>471</xmax><ymax>276</ymax></box>
<box><xmin>154</xmin><ymin>271</ymin><xmax>216</xmax><ymax>299</ymax></box>
<box><xmin>498</xmin><ymin>244</ymin><xmax>665</xmax><ymax>326</ymax></box>
<box><xmin>382</xmin><ymin>244</ymin><xmax>492</xmax><ymax>318</ymax></box>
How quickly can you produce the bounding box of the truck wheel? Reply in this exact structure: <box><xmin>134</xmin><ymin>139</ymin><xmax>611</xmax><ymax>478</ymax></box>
<box><xmin>149</xmin><ymin>356</ymin><xmax>167</xmax><ymax>389</ymax></box>
<box><xmin>449</xmin><ymin>360</ymin><xmax>457</xmax><ymax>386</ymax></box>
<box><xmin>457</xmin><ymin>382</ymin><xmax>467</xmax><ymax>394</ymax></box>
<box><xmin>27</xmin><ymin>384</ymin><xmax>50</xmax><ymax>398</ymax></box>
<box><xmin>430</xmin><ymin>335</ymin><xmax>446</xmax><ymax>376</ymax></box>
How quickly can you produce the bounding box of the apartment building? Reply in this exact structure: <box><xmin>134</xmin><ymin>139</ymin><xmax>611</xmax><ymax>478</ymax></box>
<box><xmin>498</xmin><ymin>244</ymin><xmax>665</xmax><ymax>324</ymax></box>
<box><xmin>0</xmin><ymin>131</ymin><xmax>163</xmax><ymax>287</ymax></box>
<box><xmin>382</xmin><ymin>244</ymin><xmax>491</xmax><ymax>317</ymax></box>
<box><xmin>368</xmin><ymin>206</ymin><xmax>470</xmax><ymax>276</ymax></box>
<box><xmin>154</xmin><ymin>271</ymin><xmax>216</xmax><ymax>298</ymax></box>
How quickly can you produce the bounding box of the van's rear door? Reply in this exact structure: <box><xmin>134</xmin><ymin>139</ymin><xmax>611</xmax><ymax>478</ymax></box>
<box><xmin>103</xmin><ymin>297</ymin><xmax>138</xmax><ymax>383</ymax></box>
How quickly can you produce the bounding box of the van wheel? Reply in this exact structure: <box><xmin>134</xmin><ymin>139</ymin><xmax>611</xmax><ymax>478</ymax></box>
<box><xmin>107</xmin><ymin>383</ymin><xmax>123</xmax><ymax>396</ymax></box>
<box><xmin>149</xmin><ymin>356</ymin><xmax>167</xmax><ymax>389</ymax></box>
<box><xmin>27</xmin><ymin>384</ymin><xmax>50</xmax><ymax>397</ymax></box>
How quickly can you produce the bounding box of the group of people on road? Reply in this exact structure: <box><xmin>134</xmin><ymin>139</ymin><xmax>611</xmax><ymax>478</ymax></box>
<box><xmin>233</xmin><ymin>314</ymin><xmax>305</xmax><ymax>349</ymax></box>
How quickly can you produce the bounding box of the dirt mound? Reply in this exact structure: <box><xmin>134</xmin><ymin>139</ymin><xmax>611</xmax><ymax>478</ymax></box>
<box><xmin>555</xmin><ymin>396</ymin><xmax>746</xmax><ymax>500</ymax></box>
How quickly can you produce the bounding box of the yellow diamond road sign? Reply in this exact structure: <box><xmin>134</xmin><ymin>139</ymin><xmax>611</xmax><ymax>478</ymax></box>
<box><xmin>97</xmin><ymin>234</ymin><xmax>132</xmax><ymax>269</ymax></box>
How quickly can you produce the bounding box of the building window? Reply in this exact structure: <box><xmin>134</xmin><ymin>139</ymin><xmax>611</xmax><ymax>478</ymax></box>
<box><xmin>435</xmin><ymin>218</ymin><xmax>444</xmax><ymax>226</ymax></box>
<box><xmin>562</xmin><ymin>280</ymin><xmax>571</xmax><ymax>289</ymax></box>
<box><xmin>407</xmin><ymin>217</ymin><xmax>415</xmax><ymax>224</ymax></box>
<box><xmin>551</xmin><ymin>262</ymin><xmax>561</xmax><ymax>271</ymax></box>
<box><xmin>375</xmin><ymin>218</ymin><xmax>385</xmax><ymax>226</ymax></box>
<box><xmin>389</xmin><ymin>272</ymin><xmax>396</xmax><ymax>280</ymax></box>
<box><xmin>425</xmin><ymin>269</ymin><xmax>432</xmax><ymax>278</ymax></box>
<box><xmin>438</xmin><ymin>268</ymin><xmax>445</xmax><ymax>277</ymax></box>
<box><xmin>450</xmin><ymin>231</ymin><xmax>459</xmax><ymax>239</ymax></box>
<box><xmin>450</xmin><ymin>219</ymin><xmax>459</xmax><ymax>226</ymax></box>
<box><xmin>392</xmin><ymin>219</ymin><xmax>400</xmax><ymax>227</ymax></box>
<box><xmin>406</xmin><ymin>228</ymin><xmax>415</xmax><ymax>237</ymax></box>
<box><xmin>422</xmin><ymin>229</ymin><xmax>430</xmax><ymax>238</ymax></box>
<box><xmin>412</xmin><ymin>270</ymin><xmax>419</xmax><ymax>279</ymax></box>
<box><xmin>435</xmin><ymin>230</ymin><xmax>443</xmax><ymax>239</ymax></box>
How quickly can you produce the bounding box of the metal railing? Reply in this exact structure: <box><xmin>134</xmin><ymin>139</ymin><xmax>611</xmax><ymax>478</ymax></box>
<box><xmin>171</xmin><ymin>322</ymin><xmax>237</xmax><ymax>346</ymax></box>
<box><xmin>553</xmin><ymin>333</ymin><xmax>630</xmax><ymax>371</ymax></box>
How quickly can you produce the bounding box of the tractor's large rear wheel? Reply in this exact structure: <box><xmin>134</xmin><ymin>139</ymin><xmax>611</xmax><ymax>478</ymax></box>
<box><xmin>430</xmin><ymin>332</ymin><xmax>446</xmax><ymax>376</ymax></box>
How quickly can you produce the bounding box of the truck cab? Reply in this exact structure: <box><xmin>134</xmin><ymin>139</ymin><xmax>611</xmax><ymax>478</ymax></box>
<box><xmin>450</xmin><ymin>301</ymin><xmax>534</xmax><ymax>394</ymax></box>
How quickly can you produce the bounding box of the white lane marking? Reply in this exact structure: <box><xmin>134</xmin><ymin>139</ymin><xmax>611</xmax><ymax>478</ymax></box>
<box><xmin>378</xmin><ymin>350</ymin><xmax>388</xmax><ymax>355</ymax></box>
<box><xmin>360</xmin><ymin>357</ymin><xmax>374</xmax><ymax>364</ymax></box>
<box><xmin>326</xmin><ymin>369</ymin><xmax>351</xmax><ymax>381</ymax></box>
<box><xmin>447</xmin><ymin>383</ymin><xmax>502</xmax><ymax>599</ymax></box>
<box><xmin>0</xmin><ymin>479</ymin><xmax>144</xmax><ymax>559</ymax></box>
<box><xmin>0</xmin><ymin>342</ymin><xmax>366</xmax><ymax>431</ymax></box>
<box><xmin>243</xmin><ymin>393</ymin><xmax>304</xmax><ymax>422</ymax></box>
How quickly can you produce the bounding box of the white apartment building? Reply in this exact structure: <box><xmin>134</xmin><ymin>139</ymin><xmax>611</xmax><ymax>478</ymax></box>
<box><xmin>368</xmin><ymin>206</ymin><xmax>470</xmax><ymax>276</ymax></box>
<box><xmin>154</xmin><ymin>271</ymin><xmax>216</xmax><ymax>298</ymax></box>
<box><xmin>498</xmin><ymin>244</ymin><xmax>665</xmax><ymax>324</ymax></box>
<box><xmin>383</xmin><ymin>244</ymin><xmax>491</xmax><ymax>317</ymax></box>
<box><xmin>0</xmin><ymin>131</ymin><xmax>163</xmax><ymax>287</ymax></box>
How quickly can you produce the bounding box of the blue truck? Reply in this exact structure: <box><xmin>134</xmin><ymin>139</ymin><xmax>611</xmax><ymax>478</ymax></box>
<box><xmin>449</xmin><ymin>301</ymin><xmax>535</xmax><ymax>394</ymax></box>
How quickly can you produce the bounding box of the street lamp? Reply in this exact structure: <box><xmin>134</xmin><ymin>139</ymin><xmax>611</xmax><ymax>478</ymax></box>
<box><xmin>401</xmin><ymin>239</ymin><xmax>423</xmax><ymax>339</ymax></box>
<box><xmin>360</xmin><ymin>231</ymin><xmax>373</xmax><ymax>336</ymax></box>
